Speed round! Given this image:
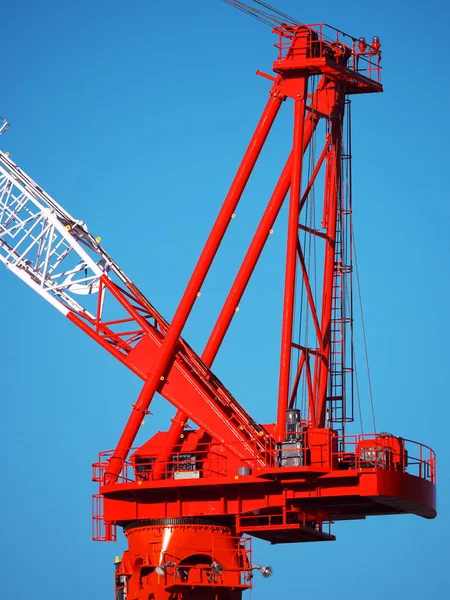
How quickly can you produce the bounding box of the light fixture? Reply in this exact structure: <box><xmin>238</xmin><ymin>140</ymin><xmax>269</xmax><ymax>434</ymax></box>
<box><xmin>358</xmin><ymin>37</ymin><xmax>367</xmax><ymax>53</ymax></box>
<box><xmin>155</xmin><ymin>561</ymin><xmax>176</xmax><ymax>576</ymax></box>
<box><xmin>372</xmin><ymin>36</ymin><xmax>381</xmax><ymax>51</ymax></box>
<box><xmin>252</xmin><ymin>563</ymin><xmax>273</xmax><ymax>578</ymax></box>
<box><xmin>210</xmin><ymin>561</ymin><xmax>224</xmax><ymax>574</ymax></box>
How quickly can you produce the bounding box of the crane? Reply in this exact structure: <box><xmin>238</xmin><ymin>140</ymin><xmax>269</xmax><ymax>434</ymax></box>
<box><xmin>0</xmin><ymin>2</ymin><xmax>436</xmax><ymax>599</ymax></box>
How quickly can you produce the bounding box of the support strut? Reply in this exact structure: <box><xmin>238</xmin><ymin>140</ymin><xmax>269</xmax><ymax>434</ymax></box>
<box><xmin>105</xmin><ymin>94</ymin><xmax>283</xmax><ymax>482</ymax></box>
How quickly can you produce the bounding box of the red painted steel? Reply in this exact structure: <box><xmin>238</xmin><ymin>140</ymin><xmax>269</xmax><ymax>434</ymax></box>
<box><xmin>277</xmin><ymin>88</ymin><xmax>308</xmax><ymax>440</ymax></box>
<box><xmin>83</xmin><ymin>18</ymin><xmax>435</xmax><ymax>600</ymax></box>
<box><xmin>104</xmin><ymin>94</ymin><xmax>282</xmax><ymax>484</ymax></box>
<box><xmin>114</xmin><ymin>523</ymin><xmax>251</xmax><ymax>599</ymax></box>
<box><xmin>161</xmin><ymin>76</ymin><xmax>338</xmax><ymax>470</ymax></box>
<box><xmin>0</xmin><ymin>4</ymin><xmax>436</xmax><ymax>599</ymax></box>
<box><xmin>69</xmin><ymin>278</ymin><xmax>269</xmax><ymax>465</ymax></box>
<box><xmin>315</xmin><ymin>111</ymin><xmax>344</xmax><ymax>427</ymax></box>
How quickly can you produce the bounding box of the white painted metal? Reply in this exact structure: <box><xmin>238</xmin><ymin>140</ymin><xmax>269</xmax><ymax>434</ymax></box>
<box><xmin>0</xmin><ymin>117</ymin><xmax>10</xmax><ymax>136</ymax></box>
<box><xmin>0</xmin><ymin>150</ymin><xmax>132</xmax><ymax>318</ymax></box>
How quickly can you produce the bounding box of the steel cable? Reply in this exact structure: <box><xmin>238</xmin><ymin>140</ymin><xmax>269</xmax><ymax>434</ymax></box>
<box><xmin>353</xmin><ymin>234</ymin><xmax>377</xmax><ymax>432</ymax></box>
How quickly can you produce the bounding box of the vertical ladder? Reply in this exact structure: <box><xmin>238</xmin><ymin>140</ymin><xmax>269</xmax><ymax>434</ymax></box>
<box><xmin>327</xmin><ymin>147</ymin><xmax>353</xmax><ymax>435</ymax></box>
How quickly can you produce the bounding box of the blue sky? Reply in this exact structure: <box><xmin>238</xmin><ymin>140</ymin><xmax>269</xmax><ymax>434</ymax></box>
<box><xmin>0</xmin><ymin>1</ymin><xmax>448</xmax><ymax>598</ymax></box>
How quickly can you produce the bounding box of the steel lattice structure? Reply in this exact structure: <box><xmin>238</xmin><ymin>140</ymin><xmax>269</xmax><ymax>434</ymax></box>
<box><xmin>0</xmin><ymin>4</ymin><xmax>436</xmax><ymax>600</ymax></box>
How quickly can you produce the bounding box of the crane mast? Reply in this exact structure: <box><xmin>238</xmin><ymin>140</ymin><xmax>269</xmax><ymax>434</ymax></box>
<box><xmin>0</xmin><ymin>4</ymin><xmax>436</xmax><ymax>600</ymax></box>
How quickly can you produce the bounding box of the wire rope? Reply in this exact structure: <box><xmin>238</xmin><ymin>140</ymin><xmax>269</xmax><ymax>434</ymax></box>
<box><xmin>353</xmin><ymin>233</ymin><xmax>377</xmax><ymax>432</ymax></box>
<box><xmin>252</xmin><ymin>0</ymin><xmax>303</xmax><ymax>25</ymax></box>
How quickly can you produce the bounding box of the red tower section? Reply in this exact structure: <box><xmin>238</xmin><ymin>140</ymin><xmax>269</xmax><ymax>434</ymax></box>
<box><xmin>91</xmin><ymin>22</ymin><xmax>436</xmax><ymax>600</ymax></box>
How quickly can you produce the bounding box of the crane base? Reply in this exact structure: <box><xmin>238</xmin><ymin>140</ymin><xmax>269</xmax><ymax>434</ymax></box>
<box><xmin>114</xmin><ymin>519</ymin><xmax>252</xmax><ymax>600</ymax></box>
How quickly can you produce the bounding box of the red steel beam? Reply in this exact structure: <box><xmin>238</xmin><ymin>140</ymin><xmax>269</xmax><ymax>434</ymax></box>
<box><xmin>304</xmin><ymin>352</ymin><xmax>317</xmax><ymax>427</ymax></box>
<box><xmin>161</xmin><ymin>78</ymin><xmax>338</xmax><ymax>459</ymax></box>
<box><xmin>296</xmin><ymin>238</ymin><xmax>323</xmax><ymax>349</ymax></box>
<box><xmin>288</xmin><ymin>350</ymin><xmax>306</xmax><ymax>410</ymax></box>
<box><xmin>161</xmin><ymin>79</ymin><xmax>342</xmax><ymax>459</ymax></box>
<box><xmin>105</xmin><ymin>94</ymin><xmax>283</xmax><ymax>483</ymax></box>
<box><xmin>315</xmin><ymin>92</ymin><xmax>345</xmax><ymax>426</ymax></box>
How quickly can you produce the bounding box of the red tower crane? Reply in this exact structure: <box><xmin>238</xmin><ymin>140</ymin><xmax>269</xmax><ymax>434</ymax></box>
<box><xmin>0</xmin><ymin>2</ymin><xmax>436</xmax><ymax>599</ymax></box>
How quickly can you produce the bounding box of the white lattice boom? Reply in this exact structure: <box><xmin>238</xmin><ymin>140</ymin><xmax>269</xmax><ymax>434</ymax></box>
<box><xmin>0</xmin><ymin>149</ymin><xmax>266</xmax><ymax>457</ymax></box>
<box><xmin>0</xmin><ymin>151</ymin><xmax>131</xmax><ymax>318</ymax></box>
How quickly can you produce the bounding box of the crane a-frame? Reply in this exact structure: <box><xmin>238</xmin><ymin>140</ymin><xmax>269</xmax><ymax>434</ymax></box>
<box><xmin>0</xmin><ymin>2</ymin><xmax>436</xmax><ymax>599</ymax></box>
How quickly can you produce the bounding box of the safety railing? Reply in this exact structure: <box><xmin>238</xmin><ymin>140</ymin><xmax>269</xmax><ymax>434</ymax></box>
<box><xmin>92</xmin><ymin>433</ymin><xmax>435</xmax><ymax>542</ymax></box>
<box><xmin>402</xmin><ymin>438</ymin><xmax>436</xmax><ymax>483</ymax></box>
<box><xmin>93</xmin><ymin>451</ymin><xmax>134</xmax><ymax>483</ymax></box>
<box><xmin>93</xmin><ymin>433</ymin><xmax>435</xmax><ymax>487</ymax></box>
<box><xmin>237</xmin><ymin>509</ymin><xmax>333</xmax><ymax>535</ymax></box>
<box><xmin>92</xmin><ymin>493</ymin><xmax>116</xmax><ymax>542</ymax></box>
<box><xmin>156</xmin><ymin>537</ymin><xmax>252</xmax><ymax>589</ymax></box>
<box><xmin>334</xmin><ymin>434</ymin><xmax>436</xmax><ymax>484</ymax></box>
<box><xmin>274</xmin><ymin>22</ymin><xmax>382</xmax><ymax>84</ymax></box>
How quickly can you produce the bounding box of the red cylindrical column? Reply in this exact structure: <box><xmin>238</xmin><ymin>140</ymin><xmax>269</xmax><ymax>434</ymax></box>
<box><xmin>117</xmin><ymin>521</ymin><xmax>250</xmax><ymax>600</ymax></box>
<box><xmin>161</xmin><ymin>79</ymin><xmax>332</xmax><ymax>461</ymax></box>
<box><xmin>276</xmin><ymin>80</ymin><xmax>308</xmax><ymax>441</ymax></box>
<box><xmin>203</xmin><ymin>153</ymin><xmax>292</xmax><ymax>363</ymax></box>
<box><xmin>106</xmin><ymin>94</ymin><xmax>283</xmax><ymax>482</ymax></box>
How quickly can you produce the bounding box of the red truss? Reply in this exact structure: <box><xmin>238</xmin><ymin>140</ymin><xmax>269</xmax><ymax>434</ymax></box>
<box><xmin>78</xmin><ymin>22</ymin><xmax>434</xmax><ymax>600</ymax></box>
